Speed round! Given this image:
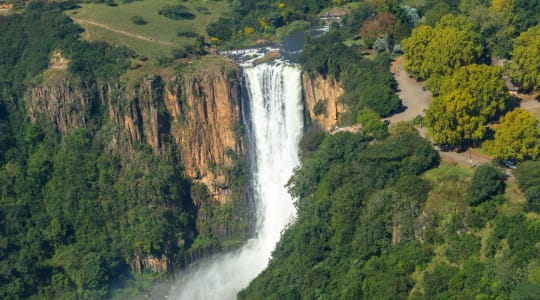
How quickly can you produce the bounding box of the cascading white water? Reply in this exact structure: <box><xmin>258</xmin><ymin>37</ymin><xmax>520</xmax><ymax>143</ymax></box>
<box><xmin>169</xmin><ymin>60</ymin><xmax>304</xmax><ymax>300</ymax></box>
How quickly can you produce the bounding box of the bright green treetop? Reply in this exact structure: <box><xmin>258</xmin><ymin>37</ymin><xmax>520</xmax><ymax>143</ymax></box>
<box><xmin>402</xmin><ymin>25</ymin><xmax>434</xmax><ymax>78</ymax></box>
<box><xmin>357</xmin><ymin>108</ymin><xmax>388</xmax><ymax>139</ymax></box>
<box><xmin>485</xmin><ymin>108</ymin><xmax>540</xmax><ymax>161</ymax></box>
<box><xmin>425</xmin><ymin>65</ymin><xmax>508</xmax><ymax>146</ymax></box>
<box><xmin>402</xmin><ymin>17</ymin><xmax>483</xmax><ymax>83</ymax></box>
<box><xmin>509</xmin><ymin>25</ymin><xmax>540</xmax><ymax>93</ymax></box>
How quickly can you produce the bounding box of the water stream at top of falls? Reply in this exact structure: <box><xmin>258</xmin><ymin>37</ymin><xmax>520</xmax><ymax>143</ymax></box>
<box><xmin>168</xmin><ymin>60</ymin><xmax>304</xmax><ymax>300</ymax></box>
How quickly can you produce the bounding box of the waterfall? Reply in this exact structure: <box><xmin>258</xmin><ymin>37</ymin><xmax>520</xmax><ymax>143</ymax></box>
<box><xmin>169</xmin><ymin>60</ymin><xmax>304</xmax><ymax>300</ymax></box>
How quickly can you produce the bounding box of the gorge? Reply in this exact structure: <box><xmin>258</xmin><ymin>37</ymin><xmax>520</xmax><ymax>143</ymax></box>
<box><xmin>169</xmin><ymin>57</ymin><xmax>304</xmax><ymax>299</ymax></box>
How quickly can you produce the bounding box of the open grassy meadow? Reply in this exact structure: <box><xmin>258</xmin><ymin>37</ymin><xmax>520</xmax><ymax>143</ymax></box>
<box><xmin>67</xmin><ymin>0</ymin><xmax>229</xmax><ymax>62</ymax></box>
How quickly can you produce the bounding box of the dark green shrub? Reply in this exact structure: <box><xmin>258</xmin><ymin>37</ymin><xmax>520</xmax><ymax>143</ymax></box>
<box><xmin>525</xmin><ymin>186</ymin><xmax>540</xmax><ymax>213</ymax></box>
<box><xmin>313</xmin><ymin>99</ymin><xmax>327</xmax><ymax>116</ymax></box>
<box><xmin>207</xmin><ymin>17</ymin><xmax>233</xmax><ymax>41</ymax></box>
<box><xmin>130</xmin><ymin>15</ymin><xmax>147</xmax><ymax>25</ymax></box>
<box><xmin>445</xmin><ymin>233</ymin><xmax>481</xmax><ymax>263</ymax></box>
<box><xmin>172</xmin><ymin>48</ymin><xmax>187</xmax><ymax>59</ymax></box>
<box><xmin>158</xmin><ymin>5</ymin><xmax>195</xmax><ymax>20</ymax></box>
<box><xmin>510</xmin><ymin>282</ymin><xmax>540</xmax><ymax>300</ymax></box>
<box><xmin>299</xmin><ymin>125</ymin><xmax>326</xmax><ymax>157</ymax></box>
<box><xmin>178</xmin><ymin>29</ymin><xmax>200</xmax><ymax>38</ymax></box>
<box><xmin>467</xmin><ymin>164</ymin><xmax>505</xmax><ymax>206</ymax></box>
<box><xmin>157</xmin><ymin>56</ymin><xmax>173</xmax><ymax>67</ymax></box>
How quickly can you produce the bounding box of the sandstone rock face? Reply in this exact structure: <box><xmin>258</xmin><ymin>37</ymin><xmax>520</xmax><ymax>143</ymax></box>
<box><xmin>103</xmin><ymin>76</ymin><xmax>167</xmax><ymax>155</ymax></box>
<box><xmin>302</xmin><ymin>72</ymin><xmax>344</xmax><ymax>130</ymax></box>
<box><xmin>165</xmin><ymin>66</ymin><xmax>243</xmax><ymax>203</ymax></box>
<box><xmin>27</xmin><ymin>60</ymin><xmax>243</xmax><ymax>204</ymax></box>
<box><xmin>28</xmin><ymin>78</ymin><xmax>92</xmax><ymax>135</ymax></box>
<box><xmin>131</xmin><ymin>254</ymin><xmax>171</xmax><ymax>273</ymax></box>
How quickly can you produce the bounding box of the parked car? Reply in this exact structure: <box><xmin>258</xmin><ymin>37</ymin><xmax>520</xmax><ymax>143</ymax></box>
<box><xmin>501</xmin><ymin>160</ymin><xmax>517</xmax><ymax>169</ymax></box>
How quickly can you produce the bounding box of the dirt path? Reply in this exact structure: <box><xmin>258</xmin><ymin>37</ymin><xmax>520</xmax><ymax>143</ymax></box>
<box><xmin>519</xmin><ymin>97</ymin><xmax>540</xmax><ymax>111</ymax></box>
<box><xmin>71</xmin><ymin>18</ymin><xmax>176</xmax><ymax>47</ymax></box>
<box><xmin>385</xmin><ymin>57</ymin><xmax>432</xmax><ymax>124</ymax></box>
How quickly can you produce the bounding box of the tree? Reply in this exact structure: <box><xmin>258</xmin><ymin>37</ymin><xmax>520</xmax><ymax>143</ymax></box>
<box><xmin>423</xmin><ymin>4</ymin><xmax>454</xmax><ymax>27</ymax></box>
<box><xmin>489</xmin><ymin>0</ymin><xmax>516</xmax><ymax>21</ymax></box>
<box><xmin>510</xmin><ymin>282</ymin><xmax>540</xmax><ymax>300</ymax></box>
<box><xmin>357</xmin><ymin>108</ymin><xmax>388</xmax><ymax>139</ymax></box>
<box><xmin>360</xmin><ymin>12</ymin><xmax>396</xmax><ymax>48</ymax></box>
<box><xmin>207</xmin><ymin>17</ymin><xmax>234</xmax><ymax>41</ymax></box>
<box><xmin>508</xmin><ymin>25</ymin><xmax>540</xmax><ymax>93</ymax></box>
<box><xmin>467</xmin><ymin>164</ymin><xmax>505</xmax><ymax>206</ymax></box>
<box><xmin>402</xmin><ymin>19</ymin><xmax>483</xmax><ymax>82</ymax></box>
<box><xmin>425</xmin><ymin>64</ymin><xmax>508</xmax><ymax>146</ymax></box>
<box><xmin>422</xmin><ymin>27</ymin><xmax>483</xmax><ymax>83</ymax></box>
<box><xmin>484</xmin><ymin>108</ymin><xmax>540</xmax><ymax>161</ymax></box>
<box><xmin>401</xmin><ymin>25</ymin><xmax>434</xmax><ymax>78</ymax></box>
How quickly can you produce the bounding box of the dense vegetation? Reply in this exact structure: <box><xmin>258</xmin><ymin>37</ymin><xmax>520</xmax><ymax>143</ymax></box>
<box><xmin>206</xmin><ymin>0</ymin><xmax>333</xmax><ymax>43</ymax></box>
<box><xmin>425</xmin><ymin>64</ymin><xmax>509</xmax><ymax>146</ymax></box>
<box><xmin>240</xmin><ymin>0</ymin><xmax>540</xmax><ymax>299</ymax></box>
<box><xmin>240</xmin><ymin>126</ymin><xmax>540</xmax><ymax>299</ymax></box>
<box><xmin>0</xmin><ymin>3</ymin><xmax>246</xmax><ymax>299</ymax></box>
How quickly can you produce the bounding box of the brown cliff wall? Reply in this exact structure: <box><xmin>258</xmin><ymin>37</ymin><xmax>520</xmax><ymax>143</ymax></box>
<box><xmin>27</xmin><ymin>59</ymin><xmax>243</xmax><ymax>204</ymax></box>
<box><xmin>28</xmin><ymin>78</ymin><xmax>92</xmax><ymax>135</ymax></box>
<box><xmin>302</xmin><ymin>73</ymin><xmax>344</xmax><ymax>130</ymax></box>
<box><xmin>165</xmin><ymin>63</ymin><xmax>242</xmax><ymax>203</ymax></box>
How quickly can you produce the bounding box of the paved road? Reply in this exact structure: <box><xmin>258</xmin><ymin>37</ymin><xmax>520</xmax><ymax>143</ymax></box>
<box><xmin>384</xmin><ymin>66</ymin><xmax>432</xmax><ymax>124</ymax></box>
<box><xmin>519</xmin><ymin>97</ymin><xmax>540</xmax><ymax>111</ymax></box>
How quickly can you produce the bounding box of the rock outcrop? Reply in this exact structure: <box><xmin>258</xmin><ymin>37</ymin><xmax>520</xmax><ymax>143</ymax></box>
<box><xmin>131</xmin><ymin>254</ymin><xmax>171</xmax><ymax>274</ymax></box>
<box><xmin>27</xmin><ymin>58</ymin><xmax>243</xmax><ymax>204</ymax></box>
<box><xmin>28</xmin><ymin>78</ymin><xmax>92</xmax><ymax>135</ymax></box>
<box><xmin>165</xmin><ymin>66</ymin><xmax>242</xmax><ymax>202</ymax></box>
<box><xmin>302</xmin><ymin>72</ymin><xmax>343</xmax><ymax>130</ymax></box>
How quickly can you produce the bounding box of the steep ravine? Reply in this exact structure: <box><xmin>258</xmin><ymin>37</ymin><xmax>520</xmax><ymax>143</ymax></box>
<box><xmin>29</xmin><ymin>67</ymin><xmax>343</xmax><ymax>201</ymax></box>
<box><xmin>26</xmin><ymin>59</ymin><xmax>248</xmax><ymax>275</ymax></box>
<box><xmin>26</xmin><ymin>58</ymin><xmax>343</xmax><ymax>279</ymax></box>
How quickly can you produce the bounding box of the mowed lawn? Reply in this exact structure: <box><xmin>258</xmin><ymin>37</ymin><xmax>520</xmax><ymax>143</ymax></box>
<box><xmin>67</xmin><ymin>0</ymin><xmax>229</xmax><ymax>60</ymax></box>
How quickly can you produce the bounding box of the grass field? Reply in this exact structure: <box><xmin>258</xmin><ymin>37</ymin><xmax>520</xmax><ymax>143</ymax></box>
<box><xmin>67</xmin><ymin>0</ymin><xmax>229</xmax><ymax>61</ymax></box>
<box><xmin>422</xmin><ymin>161</ymin><xmax>475</xmax><ymax>182</ymax></box>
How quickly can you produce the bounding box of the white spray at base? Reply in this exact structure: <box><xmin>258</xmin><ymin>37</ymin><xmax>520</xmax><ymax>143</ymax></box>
<box><xmin>169</xmin><ymin>60</ymin><xmax>304</xmax><ymax>300</ymax></box>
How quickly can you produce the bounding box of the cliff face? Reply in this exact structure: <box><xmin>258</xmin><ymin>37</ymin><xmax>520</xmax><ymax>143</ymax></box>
<box><xmin>302</xmin><ymin>73</ymin><xmax>343</xmax><ymax>130</ymax></box>
<box><xmin>165</xmin><ymin>67</ymin><xmax>242</xmax><ymax>202</ymax></box>
<box><xmin>28</xmin><ymin>78</ymin><xmax>92</xmax><ymax>135</ymax></box>
<box><xmin>104</xmin><ymin>75</ymin><xmax>166</xmax><ymax>155</ymax></box>
<box><xmin>27</xmin><ymin>60</ymin><xmax>243</xmax><ymax>204</ymax></box>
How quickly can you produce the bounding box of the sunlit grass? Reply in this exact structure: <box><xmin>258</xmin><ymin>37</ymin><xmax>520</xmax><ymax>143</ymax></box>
<box><xmin>422</xmin><ymin>161</ymin><xmax>474</xmax><ymax>182</ymax></box>
<box><xmin>421</xmin><ymin>162</ymin><xmax>473</xmax><ymax>216</ymax></box>
<box><xmin>67</xmin><ymin>0</ymin><xmax>229</xmax><ymax>60</ymax></box>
